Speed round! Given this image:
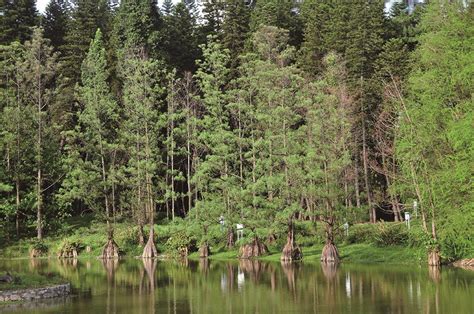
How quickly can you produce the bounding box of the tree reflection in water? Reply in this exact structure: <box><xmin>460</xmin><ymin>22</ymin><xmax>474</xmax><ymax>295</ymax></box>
<box><xmin>1</xmin><ymin>259</ymin><xmax>473</xmax><ymax>313</ymax></box>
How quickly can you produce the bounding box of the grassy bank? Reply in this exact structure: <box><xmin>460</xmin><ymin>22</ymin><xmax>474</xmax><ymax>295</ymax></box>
<box><xmin>0</xmin><ymin>215</ymin><xmax>455</xmax><ymax>264</ymax></box>
<box><xmin>187</xmin><ymin>243</ymin><xmax>425</xmax><ymax>264</ymax></box>
<box><xmin>0</xmin><ymin>272</ymin><xmax>64</xmax><ymax>291</ymax></box>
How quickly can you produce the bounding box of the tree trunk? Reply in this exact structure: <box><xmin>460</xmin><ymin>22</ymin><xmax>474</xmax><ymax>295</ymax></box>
<box><xmin>142</xmin><ymin>228</ymin><xmax>158</xmax><ymax>258</ymax></box>
<box><xmin>15</xmin><ymin>177</ymin><xmax>20</xmax><ymax>238</ymax></box>
<box><xmin>101</xmin><ymin>230</ymin><xmax>120</xmax><ymax>259</ymax></box>
<box><xmin>281</xmin><ymin>221</ymin><xmax>302</xmax><ymax>262</ymax></box>
<box><xmin>362</xmin><ymin>119</ymin><xmax>375</xmax><ymax>223</ymax></box>
<box><xmin>199</xmin><ymin>242</ymin><xmax>210</xmax><ymax>258</ymax></box>
<box><xmin>226</xmin><ymin>227</ymin><xmax>235</xmax><ymax>249</ymax></box>
<box><xmin>428</xmin><ymin>248</ymin><xmax>441</xmax><ymax>266</ymax></box>
<box><xmin>138</xmin><ymin>224</ymin><xmax>145</xmax><ymax>246</ymax></box>
<box><xmin>321</xmin><ymin>240</ymin><xmax>340</xmax><ymax>264</ymax></box>
<box><xmin>321</xmin><ymin>222</ymin><xmax>339</xmax><ymax>263</ymax></box>
<box><xmin>239</xmin><ymin>237</ymin><xmax>268</xmax><ymax>259</ymax></box>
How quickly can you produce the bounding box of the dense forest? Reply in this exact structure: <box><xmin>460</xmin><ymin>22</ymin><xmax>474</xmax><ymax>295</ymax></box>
<box><xmin>0</xmin><ymin>0</ymin><xmax>472</xmax><ymax>264</ymax></box>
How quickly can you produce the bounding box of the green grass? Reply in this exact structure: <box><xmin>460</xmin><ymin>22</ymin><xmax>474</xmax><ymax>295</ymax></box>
<box><xmin>0</xmin><ymin>215</ymin><xmax>429</xmax><ymax>265</ymax></box>
<box><xmin>0</xmin><ymin>272</ymin><xmax>65</xmax><ymax>291</ymax></box>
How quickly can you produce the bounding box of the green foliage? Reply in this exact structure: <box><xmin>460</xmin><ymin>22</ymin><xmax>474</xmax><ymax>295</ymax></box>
<box><xmin>396</xmin><ymin>1</ymin><xmax>474</xmax><ymax>261</ymax></box>
<box><xmin>29</xmin><ymin>239</ymin><xmax>49</xmax><ymax>254</ymax></box>
<box><xmin>0</xmin><ymin>0</ymin><xmax>38</xmax><ymax>44</ymax></box>
<box><xmin>346</xmin><ymin>223</ymin><xmax>378</xmax><ymax>245</ymax></box>
<box><xmin>374</xmin><ymin>222</ymin><xmax>408</xmax><ymax>247</ymax></box>
<box><xmin>164</xmin><ymin>230</ymin><xmax>194</xmax><ymax>255</ymax></box>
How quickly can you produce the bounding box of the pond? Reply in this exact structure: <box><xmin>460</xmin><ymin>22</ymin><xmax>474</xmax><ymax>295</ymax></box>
<box><xmin>0</xmin><ymin>258</ymin><xmax>473</xmax><ymax>313</ymax></box>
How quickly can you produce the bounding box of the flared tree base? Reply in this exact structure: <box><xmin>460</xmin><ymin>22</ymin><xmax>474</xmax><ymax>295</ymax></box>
<box><xmin>100</xmin><ymin>239</ymin><xmax>120</xmax><ymax>259</ymax></box>
<box><xmin>281</xmin><ymin>239</ymin><xmax>302</xmax><ymax>262</ymax></box>
<box><xmin>428</xmin><ymin>248</ymin><xmax>441</xmax><ymax>266</ymax></box>
<box><xmin>199</xmin><ymin>243</ymin><xmax>210</xmax><ymax>258</ymax></box>
<box><xmin>142</xmin><ymin>236</ymin><xmax>158</xmax><ymax>258</ymax></box>
<box><xmin>239</xmin><ymin>237</ymin><xmax>268</xmax><ymax>259</ymax></box>
<box><xmin>321</xmin><ymin>242</ymin><xmax>339</xmax><ymax>264</ymax></box>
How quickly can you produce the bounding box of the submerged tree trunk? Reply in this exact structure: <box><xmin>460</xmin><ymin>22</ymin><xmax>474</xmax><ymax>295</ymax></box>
<box><xmin>321</xmin><ymin>223</ymin><xmax>339</xmax><ymax>263</ymax></box>
<box><xmin>101</xmin><ymin>230</ymin><xmax>120</xmax><ymax>259</ymax></box>
<box><xmin>281</xmin><ymin>221</ymin><xmax>302</xmax><ymax>262</ymax></box>
<box><xmin>142</xmin><ymin>227</ymin><xmax>158</xmax><ymax>258</ymax></box>
<box><xmin>239</xmin><ymin>237</ymin><xmax>268</xmax><ymax>259</ymax></box>
<box><xmin>428</xmin><ymin>248</ymin><xmax>441</xmax><ymax>266</ymax></box>
<box><xmin>321</xmin><ymin>240</ymin><xmax>340</xmax><ymax>264</ymax></box>
<box><xmin>199</xmin><ymin>242</ymin><xmax>210</xmax><ymax>258</ymax></box>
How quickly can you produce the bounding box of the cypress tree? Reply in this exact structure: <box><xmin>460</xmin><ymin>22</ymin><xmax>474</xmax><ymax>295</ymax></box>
<box><xmin>60</xmin><ymin>29</ymin><xmax>121</xmax><ymax>257</ymax></box>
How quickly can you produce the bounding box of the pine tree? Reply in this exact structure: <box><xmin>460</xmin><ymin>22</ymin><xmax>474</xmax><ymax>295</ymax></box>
<box><xmin>60</xmin><ymin>29</ymin><xmax>121</xmax><ymax>257</ymax></box>
<box><xmin>21</xmin><ymin>28</ymin><xmax>59</xmax><ymax>239</ymax></box>
<box><xmin>43</xmin><ymin>0</ymin><xmax>71</xmax><ymax>52</ymax></box>
<box><xmin>200</xmin><ymin>0</ymin><xmax>224</xmax><ymax>39</ymax></box>
<box><xmin>111</xmin><ymin>0</ymin><xmax>162</xmax><ymax>56</ymax></box>
<box><xmin>222</xmin><ymin>0</ymin><xmax>250</xmax><ymax>73</ymax></box>
<box><xmin>120</xmin><ymin>49</ymin><xmax>164</xmax><ymax>258</ymax></box>
<box><xmin>0</xmin><ymin>0</ymin><xmax>38</xmax><ymax>44</ymax></box>
<box><xmin>161</xmin><ymin>0</ymin><xmax>174</xmax><ymax>15</ymax></box>
<box><xmin>62</xmin><ymin>0</ymin><xmax>113</xmax><ymax>86</ymax></box>
<box><xmin>190</xmin><ymin>37</ymin><xmax>239</xmax><ymax>250</ymax></box>
<box><xmin>162</xmin><ymin>2</ymin><xmax>199</xmax><ymax>73</ymax></box>
<box><xmin>0</xmin><ymin>41</ymin><xmax>36</xmax><ymax>238</ymax></box>
<box><xmin>250</xmin><ymin>0</ymin><xmax>303</xmax><ymax>47</ymax></box>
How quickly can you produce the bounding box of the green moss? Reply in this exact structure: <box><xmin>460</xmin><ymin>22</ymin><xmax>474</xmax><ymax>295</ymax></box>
<box><xmin>0</xmin><ymin>272</ymin><xmax>65</xmax><ymax>291</ymax></box>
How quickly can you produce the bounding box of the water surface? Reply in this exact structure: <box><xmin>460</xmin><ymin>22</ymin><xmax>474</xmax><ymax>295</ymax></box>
<box><xmin>0</xmin><ymin>258</ymin><xmax>472</xmax><ymax>313</ymax></box>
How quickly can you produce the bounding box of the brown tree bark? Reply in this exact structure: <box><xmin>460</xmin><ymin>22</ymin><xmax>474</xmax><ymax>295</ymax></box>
<box><xmin>281</xmin><ymin>220</ymin><xmax>302</xmax><ymax>262</ymax></box>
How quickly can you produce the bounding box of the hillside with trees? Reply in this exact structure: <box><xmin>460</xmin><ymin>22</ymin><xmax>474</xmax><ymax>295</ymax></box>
<box><xmin>0</xmin><ymin>0</ymin><xmax>472</xmax><ymax>265</ymax></box>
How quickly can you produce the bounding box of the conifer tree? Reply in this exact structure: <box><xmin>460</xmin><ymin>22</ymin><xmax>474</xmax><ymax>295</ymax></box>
<box><xmin>60</xmin><ymin>29</ymin><xmax>121</xmax><ymax>257</ymax></box>
<box><xmin>0</xmin><ymin>41</ymin><xmax>36</xmax><ymax>238</ymax></box>
<box><xmin>222</xmin><ymin>0</ymin><xmax>250</xmax><ymax>73</ymax></box>
<box><xmin>120</xmin><ymin>49</ymin><xmax>164</xmax><ymax>258</ymax></box>
<box><xmin>43</xmin><ymin>0</ymin><xmax>71</xmax><ymax>52</ymax></box>
<box><xmin>250</xmin><ymin>0</ymin><xmax>303</xmax><ymax>47</ymax></box>
<box><xmin>0</xmin><ymin>0</ymin><xmax>38</xmax><ymax>44</ymax></box>
<box><xmin>200</xmin><ymin>0</ymin><xmax>224</xmax><ymax>39</ymax></box>
<box><xmin>21</xmin><ymin>28</ymin><xmax>59</xmax><ymax>239</ymax></box>
<box><xmin>111</xmin><ymin>0</ymin><xmax>162</xmax><ymax>57</ymax></box>
<box><xmin>397</xmin><ymin>1</ymin><xmax>474</xmax><ymax>265</ymax></box>
<box><xmin>162</xmin><ymin>2</ymin><xmax>199</xmax><ymax>73</ymax></box>
<box><xmin>161</xmin><ymin>0</ymin><xmax>174</xmax><ymax>15</ymax></box>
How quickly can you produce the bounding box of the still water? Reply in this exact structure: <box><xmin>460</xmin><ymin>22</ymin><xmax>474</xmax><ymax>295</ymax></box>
<box><xmin>0</xmin><ymin>258</ymin><xmax>473</xmax><ymax>313</ymax></box>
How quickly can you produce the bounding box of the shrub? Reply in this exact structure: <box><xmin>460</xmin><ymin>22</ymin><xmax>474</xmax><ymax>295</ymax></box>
<box><xmin>164</xmin><ymin>230</ymin><xmax>195</xmax><ymax>256</ymax></box>
<box><xmin>374</xmin><ymin>222</ymin><xmax>408</xmax><ymax>246</ymax></box>
<box><xmin>346</xmin><ymin>223</ymin><xmax>378</xmax><ymax>244</ymax></box>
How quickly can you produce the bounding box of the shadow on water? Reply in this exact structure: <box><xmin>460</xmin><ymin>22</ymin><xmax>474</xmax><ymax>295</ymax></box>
<box><xmin>0</xmin><ymin>258</ymin><xmax>473</xmax><ymax>313</ymax></box>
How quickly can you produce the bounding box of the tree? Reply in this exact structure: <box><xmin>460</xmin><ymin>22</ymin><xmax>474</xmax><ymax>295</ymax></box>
<box><xmin>250</xmin><ymin>0</ymin><xmax>303</xmax><ymax>47</ymax></box>
<box><xmin>161</xmin><ymin>3</ymin><xmax>199</xmax><ymax>73</ymax></box>
<box><xmin>43</xmin><ymin>0</ymin><xmax>71</xmax><ymax>52</ymax></box>
<box><xmin>21</xmin><ymin>28</ymin><xmax>59</xmax><ymax>239</ymax></box>
<box><xmin>111</xmin><ymin>0</ymin><xmax>162</xmax><ymax>57</ymax></box>
<box><xmin>396</xmin><ymin>1</ymin><xmax>474</xmax><ymax>265</ymax></box>
<box><xmin>60</xmin><ymin>29</ymin><xmax>121</xmax><ymax>257</ymax></box>
<box><xmin>192</xmin><ymin>37</ymin><xmax>238</xmax><ymax>250</ymax></box>
<box><xmin>62</xmin><ymin>0</ymin><xmax>113</xmax><ymax>85</ymax></box>
<box><xmin>222</xmin><ymin>0</ymin><xmax>250</xmax><ymax>73</ymax></box>
<box><xmin>200</xmin><ymin>0</ymin><xmax>224</xmax><ymax>39</ymax></box>
<box><xmin>161</xmin><ymin>0</ymin><xmax>174</xmax><ymax>16</ymax></box>
<box><xmin>120</xmin><ymin>48</ymin><xmax>164</xmax><ymax>258</ymax></box>
<box><xmin>0</xmin><ymin>0</ymin><xmax>38</xmax><ymax>44</ymax></box>
<box><xmin>0</xmin><ymin>41</ymin><xmax>36</xmax><ymax>238</ymax></box>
